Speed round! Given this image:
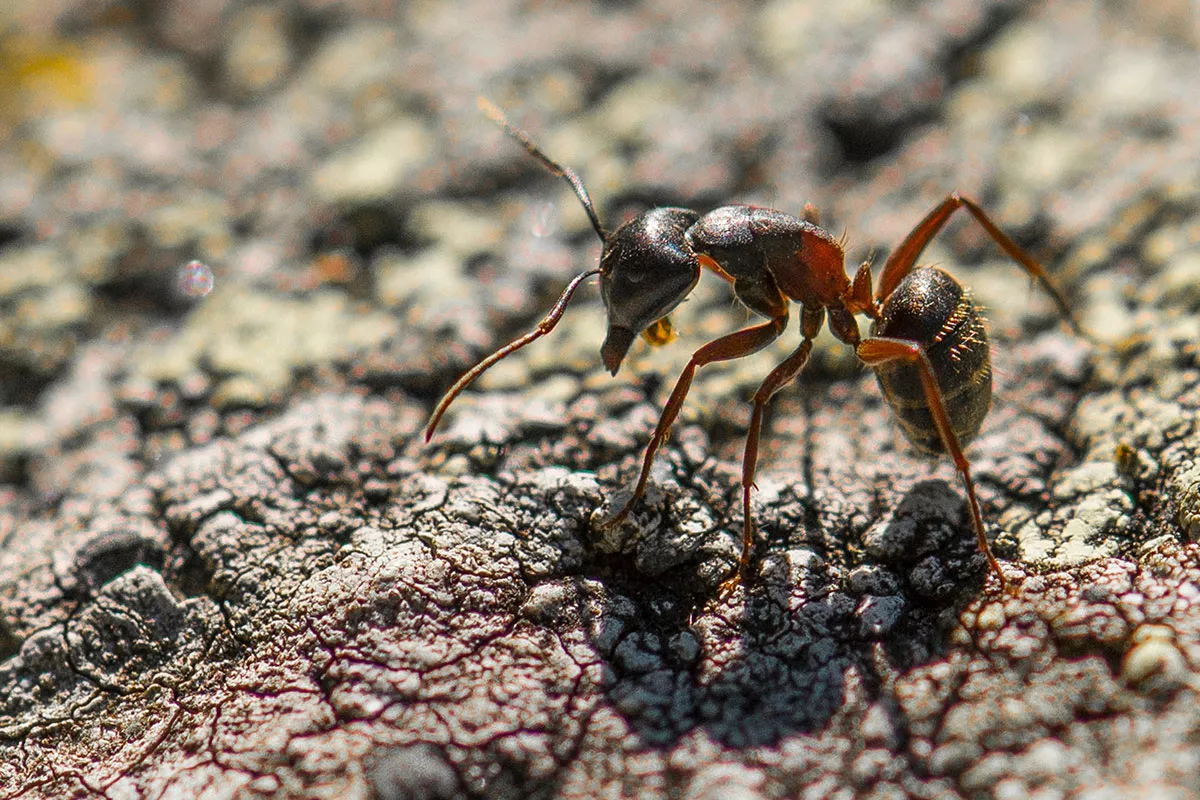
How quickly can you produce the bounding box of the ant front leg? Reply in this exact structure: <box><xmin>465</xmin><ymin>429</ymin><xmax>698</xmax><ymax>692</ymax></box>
<box><xmin>857</xmin><ymin>336</ymin><xmax>1010</xmax><ymax>590</ymax></box>
<box><xmin>602</xmin><ymin>314</ymin><xmax>787</xmax><ymax>530</ymax></box>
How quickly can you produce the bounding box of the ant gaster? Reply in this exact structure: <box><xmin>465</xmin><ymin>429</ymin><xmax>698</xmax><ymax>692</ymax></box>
<box><xmin>426</xmin><ymin>98</ymin><xmax>1082</xmax><ymax>592</ymax></box>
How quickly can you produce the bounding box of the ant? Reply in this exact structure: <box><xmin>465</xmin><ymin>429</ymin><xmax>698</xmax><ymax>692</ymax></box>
<box><xmin>426</xmin><ymin>98</ymin><xmax>1082</xmax><ymax>593</ymax></box>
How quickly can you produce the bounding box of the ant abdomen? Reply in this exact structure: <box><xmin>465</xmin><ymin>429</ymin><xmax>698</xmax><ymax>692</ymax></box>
<box><xmin>871</xmin><ymin>267</ymin><xmax>993</xmax><ymax>456</ymax></box>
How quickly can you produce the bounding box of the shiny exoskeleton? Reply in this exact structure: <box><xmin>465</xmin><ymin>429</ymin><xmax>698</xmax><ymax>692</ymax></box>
<box><xmin>873</xmin><ymin>267</ymin><xmax>993</xmax><ymax>455</ymax></box>
<box><xmin>426</xmin><ymin>99</ymin><xmax>1083</xmax><ymax>592</ymax></box>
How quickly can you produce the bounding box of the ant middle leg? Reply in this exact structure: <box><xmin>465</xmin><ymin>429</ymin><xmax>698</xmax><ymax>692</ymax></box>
<box><xmin>726</xmin><ymin>305</ymin><xmax>826</xmax><ymax>591</ymax></box>
<box><xmin>725</xmin><ymin>335</ymin><xmax>816</xmax><ymax>593</ymax></box>
<box><xmin>602</xmin><ymin>314</ymin><xmax>787</xmax><ymax>530</ymax></box>
<box><xmin>856</xmin><ymin>335</ymin><xmax>1010</xmax><ymax>590</ymax></box>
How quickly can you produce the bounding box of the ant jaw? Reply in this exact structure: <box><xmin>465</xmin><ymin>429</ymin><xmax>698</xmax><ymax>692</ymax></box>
<box><xmin>602</xmin><ymin>325</ymin><xmax>636</xmax><ymax>375</ymax></box>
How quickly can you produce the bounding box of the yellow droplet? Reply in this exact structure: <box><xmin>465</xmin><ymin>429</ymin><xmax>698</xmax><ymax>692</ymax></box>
<box><xmin>641</xmin><ymin>316</ymin><xmax>677</xmax><ymax>347</ymax></box>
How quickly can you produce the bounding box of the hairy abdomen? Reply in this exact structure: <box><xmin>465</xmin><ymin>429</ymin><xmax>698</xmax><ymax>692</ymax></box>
<box><xmin>871</xmin><ymin>267</ymin><xmax>992</xmax><ymax>455</ymax></box>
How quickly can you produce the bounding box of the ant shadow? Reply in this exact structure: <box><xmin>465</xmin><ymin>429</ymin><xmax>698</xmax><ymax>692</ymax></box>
<box><xmin>578</xmin><ymin>477</ymin><xmax>983</xmax><ymax>751</ymax></box>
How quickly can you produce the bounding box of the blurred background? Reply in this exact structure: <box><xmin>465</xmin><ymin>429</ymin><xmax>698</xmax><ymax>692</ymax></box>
<box><xmin>1</xmin><ymin>0</ymin><xmax>1198</xmax><ymax>506</ymax></box>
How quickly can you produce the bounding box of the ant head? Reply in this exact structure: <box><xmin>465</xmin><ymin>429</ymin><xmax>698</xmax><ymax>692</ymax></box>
<box><xmin>474</xmin><ymin>101</ymin><xmax>702</xmax><ymax>376</ymax></box>
<box><xmin>598</xmin><ymin>207</ymin><xmax>701</xmax><ymax>375</ymax></box>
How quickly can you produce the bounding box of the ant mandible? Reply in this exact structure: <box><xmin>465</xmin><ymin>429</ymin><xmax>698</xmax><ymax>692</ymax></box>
<box><xmin>426</xmin><ymin>98</ymin><xmax>1082</xmax><ymax>592</ymax></box>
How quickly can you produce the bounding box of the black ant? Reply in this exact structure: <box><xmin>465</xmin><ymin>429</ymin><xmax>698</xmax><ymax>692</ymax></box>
<box><xmin>426</xmin><ymin>98</ymin><xmax>1082</xmax><ymax>592</ymax></box>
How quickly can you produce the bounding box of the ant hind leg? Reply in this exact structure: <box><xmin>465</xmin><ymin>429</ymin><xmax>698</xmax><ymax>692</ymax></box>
<box><xmin>857</xmin><ymin>335</ymin><xmax>1011</xmax><ymax>591</ymax></box>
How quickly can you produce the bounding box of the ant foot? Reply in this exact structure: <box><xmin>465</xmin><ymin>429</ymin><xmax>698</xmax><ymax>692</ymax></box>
<box><xmin>717</xmin><ymin>572</ymin><xmax>745</xmax><ymax>600</ymax></box>
<box><xmin>596</xmin><ymin>500</ymin><xmax>635</xmax><ymax>531</ymax></box>
<box><xmin>596</xmin><ymin>483</ymin><xmax>648</xmax><ymax>531</ymax></box>
<box><xmin>994</xmin><ymin>564</ymin><xmax>1026</xmax><ymax>595</ymax></box>
<box><xmin>716</xmin><ymin>553</ymin><xmax>754</xmax><ymax>600</ymax></box>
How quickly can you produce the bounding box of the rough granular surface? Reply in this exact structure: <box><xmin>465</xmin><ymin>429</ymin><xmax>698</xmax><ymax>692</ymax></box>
<box><xmin>2</xmin><ymin>1</ymin><xmax>1200</xmax><ymax>798</ymax></box>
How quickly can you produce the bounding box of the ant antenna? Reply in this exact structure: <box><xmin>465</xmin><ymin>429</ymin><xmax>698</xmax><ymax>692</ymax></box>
<box><xmin>477</xmin><ymin>97</ymin><xmax>608</xmax><ymax>243</ymax></box>
<box><xmin>424</xmin><ymin>267</ymin><xmax>600</xmax><ymax>441</ymax></box>
<box><xmin>425</xmin><ymin>100</ymin><xmax>608</xmax><ymax>441</ymax></box>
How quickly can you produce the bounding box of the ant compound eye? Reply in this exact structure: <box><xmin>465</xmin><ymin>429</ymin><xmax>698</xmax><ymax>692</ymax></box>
<box><xmin>599</xmin><ymin>208</ymin><xmax>701</xmax><ymax>374</ymax></box>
